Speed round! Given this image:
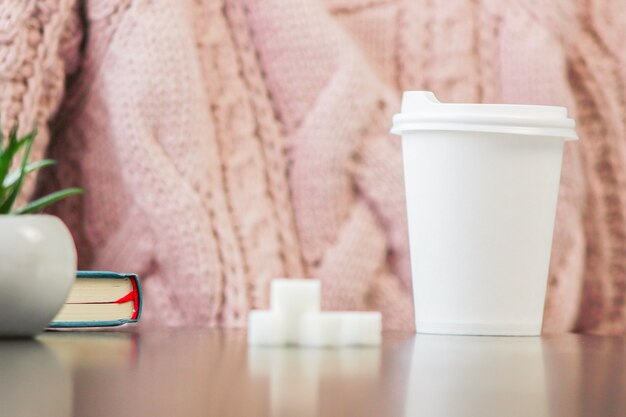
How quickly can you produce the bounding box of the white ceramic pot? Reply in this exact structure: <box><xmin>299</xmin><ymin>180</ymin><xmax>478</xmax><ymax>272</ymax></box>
<box><xmin>0</xmin><ymin>215</ymin><xmax>76</xmax><ymax>337</ymax></box>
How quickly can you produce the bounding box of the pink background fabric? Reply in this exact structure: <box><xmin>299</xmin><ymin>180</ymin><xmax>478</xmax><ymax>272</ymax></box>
<box><xmin>1</xmin><ymin>0</ymin><xmax>626</xmax><ymax>333</ymax></box>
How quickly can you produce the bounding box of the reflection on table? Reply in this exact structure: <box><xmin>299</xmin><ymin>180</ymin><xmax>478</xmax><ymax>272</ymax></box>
<box><xmin>0</xmin><ymin>330</ymin><xmax>622</xmax><ymax>416</ymax></box>
<box><xmin>248</xmin><ymin>345</ymin><xmax>383</xmax><ymax>417</ymax></box>
<box><xmin>0</xmin><ymin>339</ymin><xmax>72</xmax><ymax>417</ymax></box>
<box><xmin>406</xmin><ymin>335</ymin><xmax>548</xmax><ymax>416</ymax></box>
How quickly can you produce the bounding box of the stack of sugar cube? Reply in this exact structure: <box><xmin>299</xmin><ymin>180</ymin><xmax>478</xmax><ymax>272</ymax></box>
<box><xmin>248</xmin><ymin>279</ymin><xmax>382</xmax><ymax>347</ymax></box>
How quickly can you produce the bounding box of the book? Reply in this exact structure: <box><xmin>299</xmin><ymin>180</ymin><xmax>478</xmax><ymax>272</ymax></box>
<box><xmin>49</xmin><ymin>271</ymin><xmax>142</xmax><ymax>328</ymax></box>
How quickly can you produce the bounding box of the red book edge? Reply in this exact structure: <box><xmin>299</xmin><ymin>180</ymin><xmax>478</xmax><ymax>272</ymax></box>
<box><xmin>114</xmin><ymin>277</ymin><xmax>140</xmax><ymax>320</ymax></box>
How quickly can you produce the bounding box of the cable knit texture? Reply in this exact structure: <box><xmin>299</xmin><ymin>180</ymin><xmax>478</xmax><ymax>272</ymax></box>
<box><xmin>0</xmin><ymin>0</ymin><xmax>80</xmax><ymax>203</ymax></box>
<box><xmin>2</xmin><ymin>0</ymin><xmax>626</xmax><ymax>333</ymax></box>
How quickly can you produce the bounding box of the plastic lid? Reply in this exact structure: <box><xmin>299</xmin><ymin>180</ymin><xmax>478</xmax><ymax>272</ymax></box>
<box><xmin>390</xmin><ymin>91</ymin><xmax>578</xmax><ymax>140</ymax></box>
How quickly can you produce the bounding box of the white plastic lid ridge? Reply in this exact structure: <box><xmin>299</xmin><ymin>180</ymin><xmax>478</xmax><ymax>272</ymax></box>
<box><xmin>390</xmin><ymin>91</ymin><xmax>578</xmax><ymax>140</ymax></box>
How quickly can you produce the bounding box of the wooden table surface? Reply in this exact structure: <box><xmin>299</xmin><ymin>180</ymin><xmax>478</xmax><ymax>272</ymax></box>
<box><xmin>1</xmin><ymin>329</ymin><xmax>624</xmax><ymax>417</ymax></box>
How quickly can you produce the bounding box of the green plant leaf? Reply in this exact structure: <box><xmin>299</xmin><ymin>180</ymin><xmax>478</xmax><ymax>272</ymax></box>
<box><xmin>0</xmin><ymin>128</ymin><xmax>22</xmax><ymax>183</ymax></box>
<box><xmin>3</xmin><ymin>159</ymin><xmax>57</xmax><ymax>189</ymax></box>
<box><xmin>0</xmin><ymin>128</ymin><xmax>36</xmax><ymax>202</ymax></box>
<box><xmin>11</xmin><ymin>188</ymin><xmax>85</xmax><ymax>215</ymax></box>
<box><xmin>7</xmin><ymin>123</ymin><xmax>18</xmax><ymax>147</ymax></box>
<box><xmin>0</xmin><ymin>130</ymin><xmax>35</xmax><ymax>214</ymax></box>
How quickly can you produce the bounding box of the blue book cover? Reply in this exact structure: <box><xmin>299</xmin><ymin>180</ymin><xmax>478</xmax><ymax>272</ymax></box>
<box><xmin>48</xmin><ymin>271</ymin><xmax>142</xmax><ymax>328</ymax></box>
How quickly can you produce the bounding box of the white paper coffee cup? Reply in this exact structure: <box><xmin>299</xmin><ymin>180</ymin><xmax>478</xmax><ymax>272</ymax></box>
<box><xmin>391</xmin><ymin>91</ymin><xmax>578</xmax><ymax>336</ymax></box>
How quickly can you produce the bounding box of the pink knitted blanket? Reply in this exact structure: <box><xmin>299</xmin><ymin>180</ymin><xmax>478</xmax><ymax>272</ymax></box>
<box><xmin>1</xmin><ymin>0</ymin><xmax>625</xmax><ymax>333</ymax></box>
